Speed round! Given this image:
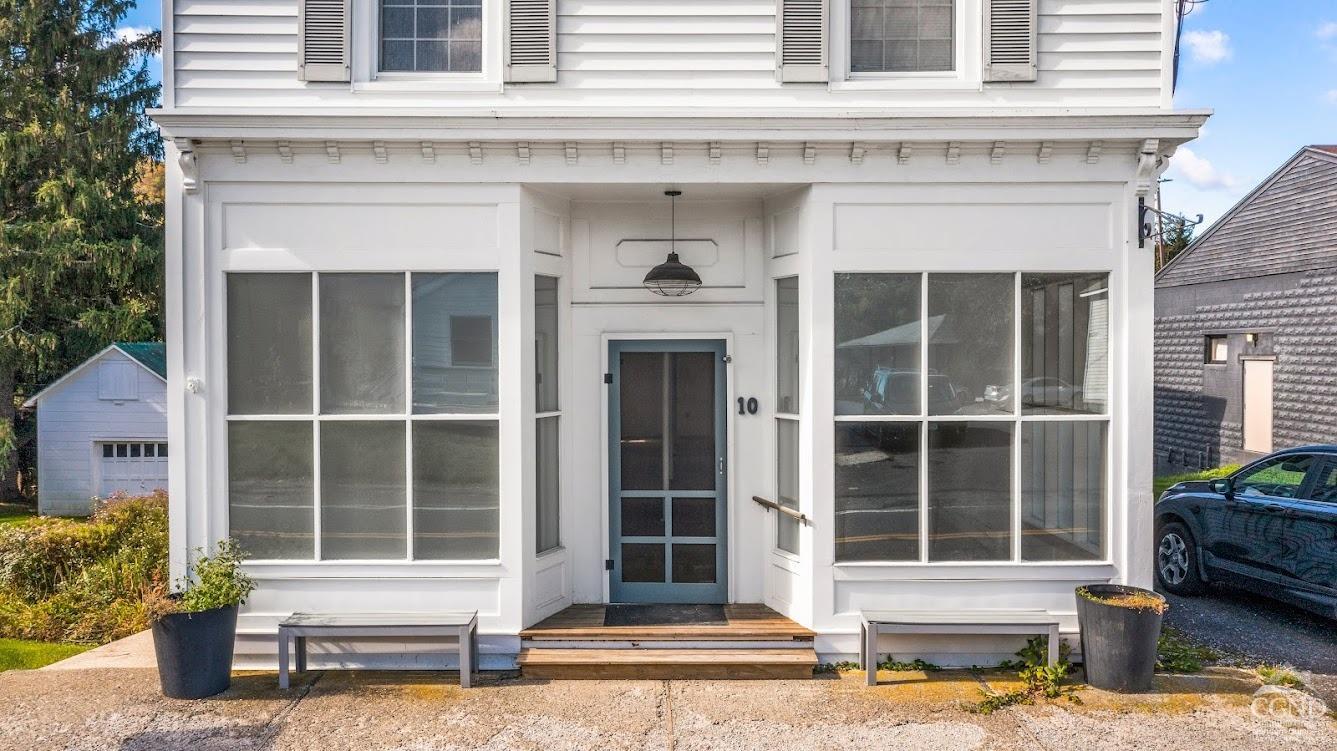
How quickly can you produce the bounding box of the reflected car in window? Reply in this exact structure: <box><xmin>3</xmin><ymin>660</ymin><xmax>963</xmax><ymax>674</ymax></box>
<box><xmin>861</xmin><ymin>368</ymin><xmax>962</xmax><ymax>415</ymax></box>
<box><xmin>1154</xmin><ymin>446</ymin><xmax>1337</xmax><ymax>619</ymax></box>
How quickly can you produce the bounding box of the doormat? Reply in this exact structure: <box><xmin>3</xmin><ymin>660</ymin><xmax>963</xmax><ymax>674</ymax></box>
<box><xmin>604</xmin><ymin>604</ymin><xmax>727</xmax><ymax>627</ymax></box>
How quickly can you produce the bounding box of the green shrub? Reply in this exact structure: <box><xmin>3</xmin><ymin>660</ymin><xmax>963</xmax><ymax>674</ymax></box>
<box><xmin>970</xmin><ymin>636</ymin><xmax>1078</xmax><ymax>714</ymax></box>
<box><xmin>175</xmin><ymin>540</ymin><xmax>255</xmax><ymax>614</ymax></box>
<box><xmin>0</xmin><ymin>492</ymin><xmax>168</xmax><ymax>644</ymax></box>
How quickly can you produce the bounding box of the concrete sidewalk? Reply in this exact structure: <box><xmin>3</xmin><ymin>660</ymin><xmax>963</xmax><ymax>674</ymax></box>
<box><xmin>2</xmin><ymin>657</ymin><xmax>1333</xmax><ymax>751</ymax></box>
<box><xmin>42</xmin><ymin>630</ymin><xmax>156</xmax><ymax>671</ymax></box>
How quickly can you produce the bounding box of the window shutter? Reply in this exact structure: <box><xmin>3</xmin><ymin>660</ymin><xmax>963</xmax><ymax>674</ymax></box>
<box><xmin>777</xmin><ymin>0</ymin><xmax>827</xmax><ymax>83</ymax></box>
<box><xmin>299</xmin><ymin>0</ymin><xmax>351</xmax><ymax>82</ymax></box>
<box><xmin>984</xmin><ymin>0</ymin><xmax>1038</xmax><ymax>82</ymax></box>
<box><xmin>506</xmin><ymin>0</ymin><xmax>557</xmax><ymax>83</ymax></box>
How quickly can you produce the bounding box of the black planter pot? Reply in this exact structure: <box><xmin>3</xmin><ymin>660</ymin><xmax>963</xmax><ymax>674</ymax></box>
<box><xmin>151</xmin><ymin>604</ymin><xmax>238</xmax><ymax>699</ymax></box>
<box><xmin>1075</xmin><ymin>584</ymin><xmax>1165</xmax><ymax>692</ymax></box>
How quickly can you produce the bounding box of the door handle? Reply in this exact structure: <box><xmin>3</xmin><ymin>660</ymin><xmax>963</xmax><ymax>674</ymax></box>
<box><xmin>718</xmin><ymin>456</ymin><xmax>726</xmax><ymax>474</ymax></box>
<box><xmin>1261</xmin><ymin>504</ymin><xmax>1290</xmax><ymax>515</ymax></box>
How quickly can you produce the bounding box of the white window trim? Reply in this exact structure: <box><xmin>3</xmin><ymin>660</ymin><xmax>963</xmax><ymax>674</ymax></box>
<box><xmin>829</xmin><ymin>0</ymin><xmax>983</xmax><ymax>91</ymax></box>
<box><xmin>829</xmin><ymin>271</ymin><xmax>1115</xmax><ymax>567</ymax></box>
<box><xmin>350</xmin><ymin>0</ymin><xmax>504</xmax><ymax>92</ymax></box>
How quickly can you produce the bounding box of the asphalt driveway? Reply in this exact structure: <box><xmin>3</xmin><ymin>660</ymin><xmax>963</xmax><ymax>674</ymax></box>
<box><xmin>1160</xmin><ymin>583</ymin><xmax>1337</xmax><ymax>706</ymax></box>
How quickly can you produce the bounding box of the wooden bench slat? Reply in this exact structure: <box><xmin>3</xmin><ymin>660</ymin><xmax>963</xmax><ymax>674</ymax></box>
<box><xmin>281</xmin><ymin>612</ymin><xmax>477</xmax><ymax>628</ymax></box>
<box><xmin>862</xmin><ymin>610</ymin><xmax>1059</xmax><ymax>626</ymax></box>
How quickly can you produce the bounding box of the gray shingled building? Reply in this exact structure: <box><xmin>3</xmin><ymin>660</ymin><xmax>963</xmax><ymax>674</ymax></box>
<box><xmin>1155</xmin><ymin>145</ymin><xmax>1337</xmax><ymax>472</ymax></box>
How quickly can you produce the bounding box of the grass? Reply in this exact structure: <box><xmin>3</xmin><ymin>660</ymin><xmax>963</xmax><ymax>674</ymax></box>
<box><xmin>1153</xmin><ymin>465</ymin><xmax>1239</xmax><ymax>499</ymax></box>
<box><xmin>0</xmin><ymin>503</ymin><xmax>37</xmax><ymax>528</ymax></box>
<box><xmin>1257</xmin><ymin>664</ymin><xmax>1305</xmax><ymax>688</ymax></box>
<box><xmin>1157</xmin><ymin>626</ymin><xmax>1217</xmax><ymax>673</ymax></box>
<box><xmin>0</xmin><ymin>638</ymin><xmax>91</xmax><ymax>671</ymax></box>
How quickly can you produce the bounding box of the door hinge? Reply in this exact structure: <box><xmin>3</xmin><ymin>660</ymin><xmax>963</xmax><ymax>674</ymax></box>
<box><xmin>604</xmin><ymin>373</ymin><xmax>613</xmax><ymax>384</ymax></box>
<box><xmin>605</xmin><ymin>558</ymin><xmax>614</xmax><ymax>571</ymax></box>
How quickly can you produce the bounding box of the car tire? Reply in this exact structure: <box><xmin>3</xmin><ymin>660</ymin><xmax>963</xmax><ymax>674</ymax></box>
<box><xmin>1156</xmin><ymin>521</ymin><xmax>1206</xmax><ymax>595</ymax></box>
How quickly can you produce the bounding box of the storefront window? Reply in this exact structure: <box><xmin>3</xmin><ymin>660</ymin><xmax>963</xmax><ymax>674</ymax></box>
<box><xmin>834</xmin><ymin>272</ymin><xmax>1109</xmax><ymax>563</ymax></box>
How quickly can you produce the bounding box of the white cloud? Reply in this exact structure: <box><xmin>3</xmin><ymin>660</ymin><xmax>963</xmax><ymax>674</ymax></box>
<box><xmin>1317</xmin><ymin>21</ymin><xmax>1337</xmax><ymax>40</ymax></box>
<box><xmin>1327</xmin><ymin>89</ymin><xmax>1337</xmax><ymax>104</ymax></box>
<box><xmin>111</xmin><ymin>26</ymin><xmax>161</xmax><ymax>59</ymax></box>
<box><xmin>114</xmin><ymin>25</ymin><xmax>153</xmax><ymax>44</ymax></box>
<box><xmin>1182</xmin><ymin>30</ymin><xmax>1232</xmax><ymax>64</ymax></box>
<box><xmin>1167</xmin><ymin>147</ymin><xmax>1238</xmax><ymax>191</ymax></box>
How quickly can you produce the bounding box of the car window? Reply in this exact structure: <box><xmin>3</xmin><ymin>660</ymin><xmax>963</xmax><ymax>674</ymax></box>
<box><xmin>1304</xmin><ymin>460</ymin><xmax>1337</xmax><ymax>504</ymax></box>
<box><xmin>1234</xmin><ymin>455</ymin><xmax>1315</xmax><ymax>499</ymax></box>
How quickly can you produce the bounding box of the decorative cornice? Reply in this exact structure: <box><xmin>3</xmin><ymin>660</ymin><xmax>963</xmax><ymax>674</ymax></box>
<box><xmin>850</xmin><ymin>142</ymin><xmax>865</xmax><ymax>165</ymax></box>
<box><xmin>1135</xmin><ymin>138</ymin><xmax>1161</xmax><ymax>197</ymax></box>
<box><xmin>1037</xmin><ymin>141</ymin><xmax>1053</xmax><ymax>164</ymax></box>
<box><xmin>148</xmin><ymin>110</ymin><xmax>1211</xmax><ymax>146</ymax></box>
<box><xmin>897</xmin><ymin>144</ymin><xmax>912</xmax><ymax>165</ymax></box>
<box><xmin>230</xmin><ymin>139</ymin><xmax>247</xmax><ymax>164</ymax></box>
<box><xmin>421</xmin><ymin>141</ymin><xmax>436</xmax><ymax>163</ymax></box>
<box><xmin>1087</xmin><ymin>140</ymin><xmax>1103</xmax><ymax>164</ymax></box>
<box><xmin>468</xmin><ymin>141</ymin><xmax>483</xmax><ymax>165</ymax></box>
<box><xmin>276</xmin><ymin>140</ymin><xmax>293</xmax><ymax>163</ymax></box>
<box><xmin>945</xmin><ymin>141</ymin><xmax>961</xmax><ymax>165</ymax></box>
<box><xmin>325</xmin><ymin>141</ymin><xmax>341</xmax><ymax>164</ymax></box>
<box><xmin>173</xmin><ymin>137</ymin><xmax>197</xmax><ymax>193</ymax></box>
<box><xmin>373</xmin><ymin>140</ymin><xmax>388</xmax><ymax>164</ymax></box>
<box><xmin>516</xmin><ymin>141</ymin><xmax>530</xmax><ymax>165</ymax></box>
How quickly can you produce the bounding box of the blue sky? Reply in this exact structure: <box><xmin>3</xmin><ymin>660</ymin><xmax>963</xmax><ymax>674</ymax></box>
<box><xmin>1164</xmin><ymin>0</ymin><xmax>1337</xmax><ymax>230</ymax></box>
<box><xmin>119</xmin><ymin>0</ymin><xmax>1334</xmax><ymax>233</ymax></box>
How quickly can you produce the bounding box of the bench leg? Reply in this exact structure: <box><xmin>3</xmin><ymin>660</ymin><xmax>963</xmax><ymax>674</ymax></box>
<box><xmin>278</xmin><ymin>628</ymin><xmax>290</xmax><ymax>690</ymax></box>
<box><xmin>1047</xmin><ymin>625</ymin><xmax>1060</xmax><ymax>668</ymax></box>
<box><xmin>459</xmin><ymin>624</ymin><xmax>473</xmax><ymax>689</ymax></box>
<box><xmin>295</xmin><ymin>636</ymin><xmax>307</xmax><ymax>674</ymax></box>
<box><xmin>865</xmin><ymin>623</ymin><xmax>878</xmax><ymax>687</ymax></box>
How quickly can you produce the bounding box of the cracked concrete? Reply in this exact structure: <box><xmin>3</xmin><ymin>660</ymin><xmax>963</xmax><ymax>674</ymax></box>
<box><xmin>1</xmin><ymin>665</ymin><xmax>1333</xmax><ymax>751</ymax></box>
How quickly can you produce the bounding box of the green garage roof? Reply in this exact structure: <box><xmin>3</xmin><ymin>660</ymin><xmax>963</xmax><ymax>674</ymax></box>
<box><xmin>113</xmin><ymin>342</ymin><xmax>167</xmax><ymax>379</ymax></box>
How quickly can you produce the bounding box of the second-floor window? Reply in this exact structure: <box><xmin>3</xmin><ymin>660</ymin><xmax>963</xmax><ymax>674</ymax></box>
<box><xmin>850</xmin><ymin>0</ymin><xmax>954</xmax><ymax>74</ymax></box>
<box><xmin>380</xmin><ymin>0</ymin><xmax>482</xmax><ymax>73</ymax></box>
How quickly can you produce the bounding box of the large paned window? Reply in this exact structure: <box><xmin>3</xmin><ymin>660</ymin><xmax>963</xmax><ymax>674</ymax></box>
<box><xmin>776</xmin><ymin>277</ymin><xmax>801</xmax><ymax>554</ymax></box>
<box><xmin>535</xmin><ymin>276</ymin><xmax>561</xmax><ymax>554</ymax></box>
<box><xmin>850</xmin><ymin>0</ymin><xmax>955</xmax><ymax>74</ymax></box>
<box><xmin>380</xmin><ymin>0</ymin><xmax>483</xmax><ymax>73</ymax></box>
<box><xmin>227</xmin><ymin>272</ymin><xmax>500</xmax><ymax>561</ymax></box>
<box><xmin>834</xmin><ymin>273</ymin><xmax>1110</xmax><ymax>563</ymax></box>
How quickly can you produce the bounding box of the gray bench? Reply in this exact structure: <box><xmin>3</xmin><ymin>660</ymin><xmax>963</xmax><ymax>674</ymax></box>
<box><xmin>859</xmin><ymin>610</ymin><xmax>1061</xmax><ymax>686</ymax></box>
<box><xmin>277</xmin><ymin>611</ymin><xmax>478</xmax><ymax>689</ymax></box>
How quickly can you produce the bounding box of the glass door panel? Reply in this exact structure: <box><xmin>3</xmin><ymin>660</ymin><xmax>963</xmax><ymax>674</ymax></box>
<box><xmin>609</xmin><ymin>341</ymin><xmax>727</xmax><ymax>603</ymax></box>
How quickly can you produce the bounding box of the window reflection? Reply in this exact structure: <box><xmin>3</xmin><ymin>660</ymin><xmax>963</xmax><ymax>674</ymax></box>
<box><xmin>1021</xmin><ymin>274</ymin><xmax>1109</xmax><ymax>415</ymax></box>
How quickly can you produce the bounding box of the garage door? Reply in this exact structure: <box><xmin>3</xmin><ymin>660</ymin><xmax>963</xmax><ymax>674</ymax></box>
<box><xmin>99</xmin><ymin>441</ymin><xmax>169</xmax><ymax>498</ymax></box>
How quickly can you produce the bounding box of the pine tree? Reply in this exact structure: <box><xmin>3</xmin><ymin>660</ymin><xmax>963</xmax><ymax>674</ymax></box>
<box><xmin>0</xmin><ymin>0</ymin><xmax>163</xmax><ymax>499</ymax></box>
<box><xmin>1155</xmin><ymin>214</ymin><xmax>1196</xmax><ymax>272</ymax></box>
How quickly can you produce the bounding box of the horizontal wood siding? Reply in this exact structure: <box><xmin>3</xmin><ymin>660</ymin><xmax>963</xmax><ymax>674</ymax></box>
<box><xmin>554</xmin><ymin>0</ymin><xmax>777</xmax><ymax>89</ymax></box>
<box><xmin>172</xmin><ymin>0</ymin><xmax>1164</xmax><ymax>106</ymax></box>
<box><xmin>34</xmin><ymin>350</ymin><xmax>168</xmax><ymax>515</ymax></box>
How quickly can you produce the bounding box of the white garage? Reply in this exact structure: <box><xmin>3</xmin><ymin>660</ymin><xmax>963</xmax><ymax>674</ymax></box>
<box><xmin>22</xmin><ymin>343</ymin><xmax>168</xmax><ymax>516</ymax></box>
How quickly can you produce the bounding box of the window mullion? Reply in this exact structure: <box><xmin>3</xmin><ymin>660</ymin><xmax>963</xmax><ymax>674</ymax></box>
<box><xmin>311</xmin><ymin>272</ymin><xmax>322</xmax><ymax>562</ymax></box>
<box><xmin>919</xmin><ymin>271</ymin><xmax>929</xmax><ymax>563</ymax></box>
<box><xmin>404</xmin><ymin>272</ymin><xmax>414</xmax><ymax>561</ymax></box>
<box><xmin>1012</xmin><ymin>272</ymin><xmax>1022</xmax><ymax>563</ymax></box>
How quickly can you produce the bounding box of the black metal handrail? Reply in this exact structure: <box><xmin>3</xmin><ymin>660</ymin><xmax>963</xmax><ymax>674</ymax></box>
<box><xmin>751</xmin><ymin>496</ymin><xmax>810</xmax><ymax>525</ymax></box>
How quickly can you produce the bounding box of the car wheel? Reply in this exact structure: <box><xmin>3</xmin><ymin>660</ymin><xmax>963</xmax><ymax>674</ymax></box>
<box><xmin>1156</xmin><ymin>521</ymin><xmax>1205</xmax><ymax>595</ymax></box>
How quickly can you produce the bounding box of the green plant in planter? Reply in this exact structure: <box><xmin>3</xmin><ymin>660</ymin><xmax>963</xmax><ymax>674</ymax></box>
<box><xmin>147</xmin><ymin>540</ymin><xmax>255</xmax><ymax>618</ymax></box>
<box><xmin>1076</xmin><ymin>585</ymin><xmax>1168</xmax><ymax>614</ymax></box>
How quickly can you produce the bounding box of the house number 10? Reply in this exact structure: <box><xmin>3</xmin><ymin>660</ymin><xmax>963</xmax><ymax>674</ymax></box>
<box><xmin>737</xmin><ymin>397</ymin><xmax>759</xmax><ymax>415</ymax></box>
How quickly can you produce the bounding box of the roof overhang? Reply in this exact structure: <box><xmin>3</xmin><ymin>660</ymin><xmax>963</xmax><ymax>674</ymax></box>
<box><xmin>21</xmin><ymin>344</ymin><xmax>167</xmax><ymax>409</ymax></box>
<box><xmin>150</xmin><ymin>108</ymin><xmax>1211</xmax><ymax>146</ymax></box>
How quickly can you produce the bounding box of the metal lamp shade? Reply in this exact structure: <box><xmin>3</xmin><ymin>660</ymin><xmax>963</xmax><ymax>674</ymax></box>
<box><xmin>642</xmin><ymin>251</ymin><xmax>702</xmax><ymax>297</ymax></box>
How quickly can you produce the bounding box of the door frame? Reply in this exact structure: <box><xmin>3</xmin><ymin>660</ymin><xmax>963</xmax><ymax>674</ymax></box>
<box><xmin>600</xmin><ymin>333</ymin><xmax>735</xmax><ymax>604</ymax></box>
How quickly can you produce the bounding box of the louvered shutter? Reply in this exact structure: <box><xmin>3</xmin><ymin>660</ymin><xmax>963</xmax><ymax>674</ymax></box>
<box><xmin>299</xmin><ymin>0</ymin><xmax>351</xmax><ymax>82</ymax></box>
<box><xmin>506</xmin><ymin>0</ymin><xmax>557</xmax><ymax>83</ymax></box>
<box><xmin>777</xmin><ymin>0</ymin><xmax>827</xmax><ymax>83</ymax></box>
<box><xmin>983</xmin><ymin>0</ymin><xmax>1037</xmax><ymax>82</ymax></box>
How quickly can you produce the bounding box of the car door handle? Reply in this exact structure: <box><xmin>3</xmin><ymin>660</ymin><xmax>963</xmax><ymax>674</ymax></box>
<box><xmin>1260</xmin><ymin>504</ymin><xmax>1291</xmax><ymax>515</ymax></box>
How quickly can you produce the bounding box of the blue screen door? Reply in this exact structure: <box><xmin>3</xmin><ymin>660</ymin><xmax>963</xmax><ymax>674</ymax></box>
<box><xmin>609</xmin><ymin>340</ymin><xmax>728</xmax><ymax>603</ymax></box>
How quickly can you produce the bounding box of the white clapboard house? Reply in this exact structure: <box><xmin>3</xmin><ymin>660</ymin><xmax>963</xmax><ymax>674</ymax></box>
<box><xmin>23</xmin><ymin>343</ymin><xmax>168</xmax><ymax>516</ymax></box>
<box><xmin>150</xmin><ymin>0</ymin><xmax>1207</xmax><ymax>673</ymax></box>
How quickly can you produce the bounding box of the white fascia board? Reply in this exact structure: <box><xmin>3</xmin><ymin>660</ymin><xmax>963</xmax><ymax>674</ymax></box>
<box><xmin>150</xmin><ymin>109</ymin><xmax>1211</xmax><ymax>146</ymax></box>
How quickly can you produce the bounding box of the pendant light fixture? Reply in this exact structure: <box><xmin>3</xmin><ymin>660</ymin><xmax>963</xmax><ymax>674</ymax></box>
<box><xmin>642</xmin><ymin>189</ymin><xmax>702</xmax><ymax>297</ymax></box>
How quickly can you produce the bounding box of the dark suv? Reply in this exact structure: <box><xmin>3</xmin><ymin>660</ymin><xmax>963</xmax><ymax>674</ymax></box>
<box><xmin>1154</xmin><ymin>446</ymin><xmax>1337</xmax><ymax>618</ymax></box>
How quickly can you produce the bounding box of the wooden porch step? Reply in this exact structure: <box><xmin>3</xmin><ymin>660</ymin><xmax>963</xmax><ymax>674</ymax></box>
<box><xmin>517</xmin><ymin>647</ymin><xmax>819</xmax><ymax>680</ymax></box>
